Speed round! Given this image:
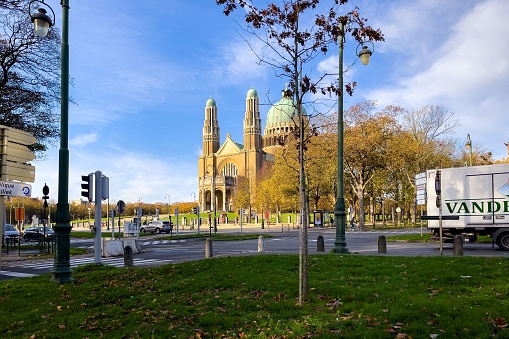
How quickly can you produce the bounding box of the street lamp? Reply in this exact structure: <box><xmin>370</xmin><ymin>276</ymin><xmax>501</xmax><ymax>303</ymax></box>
<box><xmin>465</xmin><ymin>134</ymin><xmax>473</xmax><ymax>166</ymax></box>
<box><xmin>30</xmin><ymin>0</ymin><xmax>72</xmax><ymax>283</ymax></box>
<box><xmin>206</xmin><ymin>164</ymin><xmax>217</xmax><ymax>233</ymax></box>
<box><xmin>333</xmin><ymin>16</ymin><xmax>374</xmax><ymax>254</ymax></box>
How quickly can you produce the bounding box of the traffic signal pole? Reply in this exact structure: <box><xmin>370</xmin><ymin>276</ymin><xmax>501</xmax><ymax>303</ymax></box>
<box><xmin>94</xmin><ymin>170</ymin><xmax>102</xmax><ymax>265</ymax></box>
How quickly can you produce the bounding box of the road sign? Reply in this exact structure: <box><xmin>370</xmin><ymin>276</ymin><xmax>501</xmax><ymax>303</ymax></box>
<box><xmin>0</xmin><ymin>125</ymin><xmax>37</xmax><ymax>182</ymax></box>
<box><xmin>415</xmin><ymin>172</ymin><xmax>427</xmax><ymax>206</ymax></box>
<box><xmin>2</xmin><ymin>162</ymin><xmax>35</xmax><ymax>183</ymax></box>
<box><xmin>0</xmin><ymin>180</ymin><xmax>32</xmax><ymax>197</ymax></box>
<box><xmin>15</xmin><ymin>207</ymin><xmax>25</xmax><ymax>221</ymax></box>
<box><xmin>5</xmin><ymin>142</ymin><xmax>36</xmax><ymax>163</ymax></box>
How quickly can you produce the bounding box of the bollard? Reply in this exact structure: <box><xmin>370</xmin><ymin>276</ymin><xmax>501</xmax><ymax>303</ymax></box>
<box><xmin>453</xmin><ymin>235</ymin><xmax>464</xmax><ymax>256</ymax></box>
<box><xmin>378</xmin><ymin>235</ymin><xmax>387</xmax><ymax>254</ymax></box>
<box><xmin>205</xmin><ymin>238</ymin><xmax>213</xmax><ymax>258</ymax></box>
<box><xmin>317</xmin><ymin>235</ymin><xmax>325</xmax><ymax>252</ymax></box>
<box><xmin>258</xmin><ymin>236</ymin><xmax>264</xmax><ymax>252</ymax></box>
<box><xmin>124</xmin><ymin>245</ymin><xmax>133</xmax><ymax>268</ymax></box>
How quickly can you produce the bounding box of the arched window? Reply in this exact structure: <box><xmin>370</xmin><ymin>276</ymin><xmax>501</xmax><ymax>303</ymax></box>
<box><xmin>221</xmin><ymin>163</ymin><xmax>238</xmax><ymax>177</ymax></box>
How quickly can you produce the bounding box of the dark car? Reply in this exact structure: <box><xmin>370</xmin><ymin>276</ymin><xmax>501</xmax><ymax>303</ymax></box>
<box><xmin>23</xmin><ymin>226</ymin><xmax>55</xmax><ymax>241</ymax></box>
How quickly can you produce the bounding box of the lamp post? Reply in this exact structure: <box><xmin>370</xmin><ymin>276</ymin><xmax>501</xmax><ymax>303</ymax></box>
<box><xmin>165</xmin><ymin>194</ymin><xmax>171</xmax><ymax>221</ymax></box>
<box><xmin>29</xmin><ymin>0</ymin><xmax>72</xmax><ymax>283</ymax></box>
<box><xmin>465</xmin><ymin>134</ymin><xmax>473</xmax><ymax>166</ymax></box>
<box><xmin>333</xmin><ymin>17</ymin><xmax>373</xmax><ymax>253</ymax></box>
<box><xmin>207</xmin><ymin>163</ymin><xmax>217</xmax><ymax>233</ymax></box>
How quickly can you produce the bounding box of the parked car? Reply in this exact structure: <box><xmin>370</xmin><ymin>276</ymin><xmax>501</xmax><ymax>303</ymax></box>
<box><xmin>3</xmin><ymin>224</ymin><xmax>19</xmax><ymax>244</ymax></box>
<box><xmin>23</xmin><ymin>226</ymin><xmax>55</xmax><ymax>241</ymax></box>
<box><xmin>140</xmin><ymin>220</ymin><xmax>173</xmax><ymax>234</ymax></box>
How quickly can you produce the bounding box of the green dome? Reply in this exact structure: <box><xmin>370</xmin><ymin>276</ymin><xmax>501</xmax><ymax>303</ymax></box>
<box><xmin>265</xmin><ymin>95</ymin><xmax>305</xmax><ymax>127</ymax></box>
<box><xmin>205</xmin><ymin>98</ymin><xmax>216</xmax><ymax>107</ymax></box>
<box><xmin>247</xmin><ymin>88</ymin><xmax>258</xmax><ymax>97</ymax></box>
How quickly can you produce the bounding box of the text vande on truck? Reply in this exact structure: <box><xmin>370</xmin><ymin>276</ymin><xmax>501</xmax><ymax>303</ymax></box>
<box><xmin>425</xmin><ymin>163</ymin><xmax>509</xmax><ymax>250</ymax></box>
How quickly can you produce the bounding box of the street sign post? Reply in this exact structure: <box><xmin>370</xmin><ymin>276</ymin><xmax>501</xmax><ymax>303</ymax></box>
<box><xmin>415</xmin><ymin>172</ymin><xmax>426</xmax><ymax>206</ymax></box>
<box><xmin>0</xmin><ymin>125</ymin><xmax>37</xmax><ymax>183</ymax></box>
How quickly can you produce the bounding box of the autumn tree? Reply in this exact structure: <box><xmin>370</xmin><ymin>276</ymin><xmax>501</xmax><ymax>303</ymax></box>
<box><xmin>342</xmin><ymin>101</ymin><xmax>402</xmax><ymax>229</ymax></box>
<box><xmin>230</xmin><ymin>171</ymin><xmax>257</xmax><ymax>218</ymax></box>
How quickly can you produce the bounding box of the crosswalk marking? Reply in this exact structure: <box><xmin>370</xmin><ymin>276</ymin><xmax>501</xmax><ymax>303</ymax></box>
<box><xmin>2</xmin><ymin>257</ymin><xmax>173</xmax><ymax>271</ymax></box>
<box><xmin>0</xmin><ymin>270</ymin><xmax>36</xmax><ymax>278</ymax></box>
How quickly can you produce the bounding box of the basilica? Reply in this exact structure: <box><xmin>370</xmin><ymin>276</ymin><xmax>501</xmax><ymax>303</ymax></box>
<box><xmin>197</xmin><ymin>87</ymin><xmax>302</xmax><ymax>213</ymax></box>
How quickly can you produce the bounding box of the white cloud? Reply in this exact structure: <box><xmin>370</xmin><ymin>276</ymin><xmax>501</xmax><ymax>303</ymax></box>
<box><xmin>70</xmin><ymin>132</ymin><xmax>98</xmax><ymax>146</ymax></box>
<box><xmin>364</xmin><ymin>0</ymin><xmax>509</xmax><ymax>157</ymax></box>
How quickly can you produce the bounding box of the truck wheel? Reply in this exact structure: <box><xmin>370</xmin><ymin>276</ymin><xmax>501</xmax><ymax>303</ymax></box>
<box><xmin>496</xmin><ymin>232</ymin><xmax>509</xmax><ymax>251</ymax></box>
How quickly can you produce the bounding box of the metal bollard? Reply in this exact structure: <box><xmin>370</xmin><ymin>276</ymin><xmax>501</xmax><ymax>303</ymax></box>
<box><xmin>205</xmin><ymin>238</ymin><xmax>213</xmax><ymax>258</ymax></box>
<box><xmin>124</xmin><ymin>245</ymin><xmax>133</xmax><ymax>268</ymax></box>
<box><xmin>258</xmin><ymin>236</ymin><xmax>264</xmax><ymax>252</ymax></box>
<box><xmin>317</xmin><ymin>235</ymin><xmax>325</xmax><ymax>252</ymax></box>
<box><xmin>453</xmin><ymin>235</ymin><xmax>464</xmax><ymax>256</ymax></box>
<box><xmin>378</xmin><ymin>235</ymin><xmax>387</xmax><ymax>254</ymax></box>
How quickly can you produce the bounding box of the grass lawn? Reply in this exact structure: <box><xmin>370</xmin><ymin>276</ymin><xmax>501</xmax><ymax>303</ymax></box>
<box><xmin>1</xmin><ymin>255</ymin><xmax>508</xmax><ymax>338</ymax></box>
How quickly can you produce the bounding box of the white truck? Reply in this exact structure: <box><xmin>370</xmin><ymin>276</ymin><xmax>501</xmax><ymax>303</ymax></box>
<box><xmin>424</xmin><ymin>163</ymin><xmax>509</xmax><ymax>250</ymax></box>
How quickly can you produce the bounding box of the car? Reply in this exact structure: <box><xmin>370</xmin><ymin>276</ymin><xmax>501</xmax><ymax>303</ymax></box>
<box><xmin>23</xmin><ymin>226</ymin><xmax>55</xmax><ymax>241</ymax></box>
<box><xmin>140</xmin><ymin>220</ymin><xmax>173</xmax><ymax>234</ymax></box>
<box><xmin>3</xmin><ymin>224</ymin><xmax>19</xmax><ymax>244</ymax></box>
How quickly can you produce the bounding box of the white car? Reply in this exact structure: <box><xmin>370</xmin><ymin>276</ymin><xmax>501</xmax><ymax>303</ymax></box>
<box><xmin>139</xmin><ymin>220</ymin><xmax>173</xmax><ymax>234</ymax></box>
<box><xmin>3</xmin><ymin>224</ymin><xmax>19</xmax><ymax>244</ymax></box>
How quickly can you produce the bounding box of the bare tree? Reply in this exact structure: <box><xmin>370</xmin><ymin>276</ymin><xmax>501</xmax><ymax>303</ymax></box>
<box><xmin>0</xmin><ymin>1</ymin><xmax>61</xmax><ymax>153</ymax></box>
<box><xmin>216</xmin><ymin>0</ymin><xmax>383</xmax><ymax>303</ymax></box>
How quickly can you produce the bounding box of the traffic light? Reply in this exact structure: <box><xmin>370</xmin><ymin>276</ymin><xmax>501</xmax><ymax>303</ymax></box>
<box><xmin>435</xmin><ymin>170</ymin><xmax>441</xmax><ymax>208</ymax></box>
<box><xmin>81</xmin><ymin>173</ymin><xmax>94</xmax><ymax>201</ymax></box>
<box><xmin>42</xmin><ymin>183</ymin><xmax>49</xmax><ymax>208</ymax></box>
<box><xmin>192</xmin><ymin>206</ymin><xmax>197</xmax><ymax>214</ymax></box>
<box><xmin>192</xmin><ymin>206</ymin><xmax>199</xmax><ymax>215</ymax></box>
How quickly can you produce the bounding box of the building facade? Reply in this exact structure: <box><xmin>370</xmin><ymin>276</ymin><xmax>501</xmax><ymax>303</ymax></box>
<box><xmin>198</xmin><ymin>87</ymin><xmax>300</xmax><ymax>213</ymax></box>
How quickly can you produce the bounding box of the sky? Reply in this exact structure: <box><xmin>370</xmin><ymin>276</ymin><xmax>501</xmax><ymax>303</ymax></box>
<box><xmin>29</xmin><ymin>0</ymin><xmax>509</xmax><ymax>204</ymax></box>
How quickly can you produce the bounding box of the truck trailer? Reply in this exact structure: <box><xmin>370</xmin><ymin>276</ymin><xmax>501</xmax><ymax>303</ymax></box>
<box><xmin>425</xmin><ymin>164</ymin><xmax>509</xmax><ymax>250</ymax></box>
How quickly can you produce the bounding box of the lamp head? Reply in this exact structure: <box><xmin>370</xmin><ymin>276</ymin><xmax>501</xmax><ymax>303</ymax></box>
<box><xmin>358</xmin><ymin>45</ymin><xmax>372</xmax><ymax>66</ymax></box>
<box><xmin>465</xmin><ymin>134</ymin><xmax>472</xmax><ymax>149</ymax></box>
<box><xmin>31</xmin><ymin>7</ymin><xmax>53</xmax><ymax>38</ymax></box>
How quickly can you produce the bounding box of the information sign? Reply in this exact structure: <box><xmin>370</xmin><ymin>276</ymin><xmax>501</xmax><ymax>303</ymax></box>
<box><xmin>0</xmin><ymin>180</ymin><xmax>32</xmax><ymax>197</ymax></box>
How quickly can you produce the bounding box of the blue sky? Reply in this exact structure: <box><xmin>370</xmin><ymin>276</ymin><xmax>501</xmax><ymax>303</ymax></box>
<box><xmin>31</xmin><ymin>0</ymin><xmax>509</xmax><ymax>204</ymax></box>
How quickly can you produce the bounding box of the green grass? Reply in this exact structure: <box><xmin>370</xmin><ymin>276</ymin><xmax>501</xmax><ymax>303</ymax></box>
<box><xmin>1</xmin><ymin>255</ymin><xmax>508</xmax><ymax>338</ymax></box>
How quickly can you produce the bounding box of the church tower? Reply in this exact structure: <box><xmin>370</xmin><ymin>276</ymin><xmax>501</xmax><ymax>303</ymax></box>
<box><xmin>202</xmin><ymin>98</ymin><xmax>220</xmax><ymax>155</ymax></box>
<box><xmin>243</xmin><ymin>88</ymin><xmax>262</xmax><ymax>150</ymax></box>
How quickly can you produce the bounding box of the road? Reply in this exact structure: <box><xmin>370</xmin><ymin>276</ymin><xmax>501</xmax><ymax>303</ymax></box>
<box><xmin>1</xmin><ymin>227</ymin><xmax>508</xmax><ymax>281</ymax></box>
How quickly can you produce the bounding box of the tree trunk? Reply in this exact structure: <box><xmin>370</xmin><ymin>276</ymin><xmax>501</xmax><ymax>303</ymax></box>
<box><xmin>358</xmin><ymin>187</ymin><xmax>365</xmax><ymax>230</ymax></box>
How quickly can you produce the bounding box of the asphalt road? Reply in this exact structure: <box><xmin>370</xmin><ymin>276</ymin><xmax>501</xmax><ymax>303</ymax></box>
<box><xmin>1</xmin><ymin>227</ymin><xmax>508</xmax><ymax>281</ymax></box>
